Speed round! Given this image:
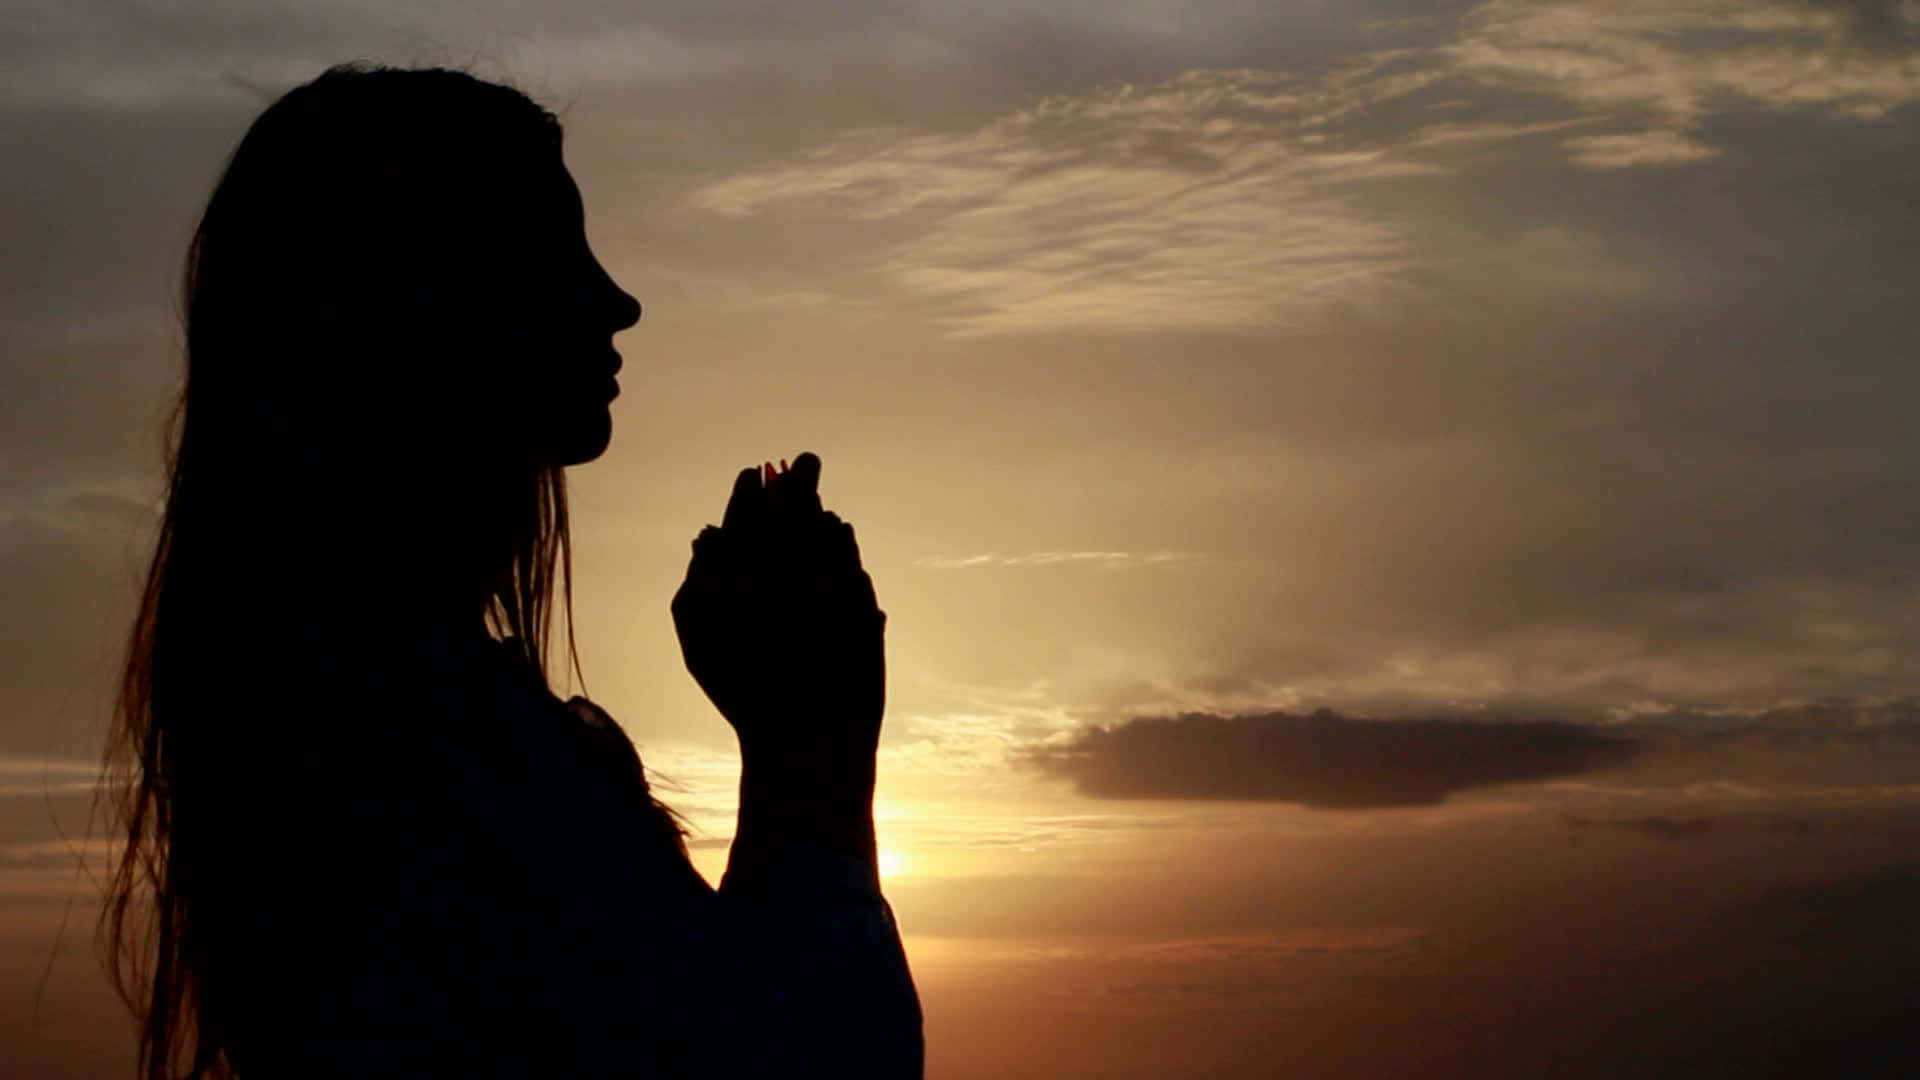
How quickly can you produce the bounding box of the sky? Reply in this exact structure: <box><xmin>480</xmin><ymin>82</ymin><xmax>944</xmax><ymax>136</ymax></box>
<box><xmin>5</xmin><ymin>0</ymin><xmax>1920</xmax><ymax>1075</ymax></box>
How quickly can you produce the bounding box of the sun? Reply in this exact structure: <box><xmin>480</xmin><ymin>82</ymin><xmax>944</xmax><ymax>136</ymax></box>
<box><xmin>877</xmin><ymin>846</ymin><xmax>910</xmax><ymax>880</ymax></box>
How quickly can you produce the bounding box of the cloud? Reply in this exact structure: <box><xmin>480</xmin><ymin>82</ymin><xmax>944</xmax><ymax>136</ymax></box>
<box><xmin>0</xmin><ymin>0</ymin><xmax>789</xmax><ymax>109</ymax></box>
<box><xmin>1444</xmin><ymin>0</ymin><xmax>1920</xmax><ymax>124</ymax></box>
<box><xmin>0</xmin><ymin>493</ymin><xmax>154</xmax><ymax>761</ymax></box>
<box><xmin>1617</xmin><ymin>696</ymin><xmax>1920</xmax><ymax>740</ymax></box>
<box><xmin>1560</xmin><ymin>812</ymin><xmax>1715</xmax><ymax>839</ymax></box>
<box><xmin>1019</xmin><ymin>696</ymin><xmax>1920</xmax><ymax>810</ymax></box>
<box><xmin>677</xmin><ymin>1</ymin><xmax>1920</xmax><ymax>336</ymax></box>
<box><xmin>1814</xmin><ymin>0</ymin><xmax>1920</xmax><ymax>55</ymax></box>
<box><xmin>1023</xmin><ymin>709</ymin><xmax>1638</xmax><ymax>807</ymax></box>
<box><xmin>1585</xmin><ymin>698</ymin><xmax>1920</xmax><ymax>797</ymax></box>
<box><xmin>1760</xmin><ymin>859</ymin><xmax>1920</xmax><ymax>935</ymax></box>
<box><xmin>0</xmin><ymin>766</ymin><xmax>102</xmax><ymax>883</ymax></box>
<box><xmin>1562</xmin><ymin>128</ymin><xmax>1721</xmax><ymax>167</ymax></box>
<box><xmin>685</xmin><ymin>67</ymin><xmax>1434</xmax><ymax>336</ymax></box>
<box><xmin>912</xmin><ymin>550</ymin><xmax>1205</xmax><ymax>569</ymax></box>
<box><xmin>1118</xmin><ymin>927</ymin><xmax>1432</xmax><ymax>960</ymax></box>
<box><xmin>889</xmin><ymin>811</ymin><xmax>1186</xmax><ymax>851</ymax></box>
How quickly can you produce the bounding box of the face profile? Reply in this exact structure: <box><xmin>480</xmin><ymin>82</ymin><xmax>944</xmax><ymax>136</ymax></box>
<box><xmin>175</xmin><ymin>65</ymin><xmax>643</xmax><ymax>494</ymax></box>
<box><xmin>475</xmin><ymin>156</ymin><xmax>642</xmax><ymax>468</ymax></box>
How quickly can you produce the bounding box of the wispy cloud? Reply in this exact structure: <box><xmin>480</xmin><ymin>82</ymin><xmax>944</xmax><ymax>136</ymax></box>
<box><xmin>686</xmin><ymin>67</ymin><xmax>1434</xmax><ymax>336</ymax></box>
<box><xmin>1560</xmin><ymin>812</ymin><xmax>1715</xmax><ymax>839</ymax></box>
<box><xmin>680</xmin><ymin>1</ymin><xmax>1918</xmax><ymax>335</ymax></box>
<box><xmin>1562</xmin><ymin>128</ymin><xmax>1721</xmax><ymax>167</ymax></box>
<box><xmin>980</xmin><ymin>927</ymin><xmax>1433</xmax><ymax>963</ymax></box>
<box><xmin>0</xmin><ymin>757</ymin><xmax>102</xmax><ymax>779</ymax></box>
<box><xmin>886</xmin><ymin>810</ymin><xmax>1186</xmax><ymax>852</ymax></box>
<box><xmin>1446</xmin><ymin>1</ymin><xmax>1920</xmax><ymax>123</ymax></box>
<box><xmin>1440</xmin><ymin>0</ymin><xmax>1920</xmax><ymax>173</ymax></box>
<box><xmin>913</xmin><ymin>550</ymin><xmax>1206</xmax><ymax>569</ymax></box>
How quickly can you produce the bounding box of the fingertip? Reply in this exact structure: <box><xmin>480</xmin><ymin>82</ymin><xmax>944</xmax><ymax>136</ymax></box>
<box><xmin>722</xmin><ymin>466</ymin><xmax>763</xmax><ymax>529</ymax></box>
<box><xmin>792</xmin><ymin>452</ymin><xmax>822</xmax><ymax>491</ymax></box>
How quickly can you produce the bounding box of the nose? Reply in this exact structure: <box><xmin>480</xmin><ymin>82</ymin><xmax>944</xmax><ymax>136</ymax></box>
<box><xmin>615</xmin><ymin>291</ymin><xmax>641</xmax><ymax>332</ymax></box>
<box><xmin>590</xmin><ymin>250</ymin><xmax>643</xmax><ymax>334</ymax></box>
<box><xmin>610</xmin><ymin>285</ymin><xmax>642</xmax><ymax>333</ymax></box>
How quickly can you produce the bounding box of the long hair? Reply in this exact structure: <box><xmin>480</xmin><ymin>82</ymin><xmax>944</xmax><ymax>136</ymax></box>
<box><xmin>96</xmin><ymin>64</ymin><xmax>593</xmax><ymax>1079</ymax></box>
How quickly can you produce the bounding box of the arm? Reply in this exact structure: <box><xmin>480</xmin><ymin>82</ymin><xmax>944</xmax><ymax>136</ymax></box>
<box><xmin>672</xmin><ymin>454</ymin><xmax>923</xmax><ymax>1077</ymax></box>
<box><xmin>714</xmin><ymin>762</ymin><xmax>920</xmax><ymax>1079</ymax></box>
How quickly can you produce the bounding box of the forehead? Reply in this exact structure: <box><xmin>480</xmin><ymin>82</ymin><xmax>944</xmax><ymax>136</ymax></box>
<box><xmin>476</xmin><ymin>148</ymin><xmax>584</xmax><ymax>247</ymax></box>
<box><xmin>511</xmin><ymin>153</ymin><xmax>583</xmax><ymax>222</ymax></box>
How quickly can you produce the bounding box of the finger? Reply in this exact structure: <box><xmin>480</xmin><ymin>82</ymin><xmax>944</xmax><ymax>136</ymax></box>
<box><xmin>673</xmin><ymin>528</ymin><xmax>725</xmax><ymax>610</ymax></box>
<box><xmin>769</xmin><ymin>459</ymin><xmax>816</xmax><ymax>535</ymax></box>
<box><xmin>805</xmin><ymin>518</ymin><xmax>866</xmax><ymax>592</ymax></box>
<box><xmin>767</xmin><ymin>458</ymin><xmax>796</xmax><ymax>520</ymax></box>
<box><xmin>790</xmin><ymin>451</ymin><xmax>821</xmax><ymax>493</ymax></box>
<box><xmin>789</xmin><ymin>451</ymin><xmax>823</xmax><ymax>514</ymax></box>
<box><xmin>769</xmin><ymin>453</ymin><xmax>823</xmax><ymax>530</ymax></box>
<box><xmin>830</xmin><ymin>567</ymin><xmax>883</xmax><ymax>627</ymax></box>
<box><xmin>721</xmin><ymin>465</ymin><xmax>762</xmax><ymax>530</ymax></box>
<box><xmin>802</xmin><ymin>511</ymin><xmax>854</xmax><ymax>573</ymax></box>
<box><xmin>764</xmin><ymin>457</ymin><xmax>799</xmax><ymax>501</ymax></box>
<box><xmin>688</xmin><ymin>525</ymin><xmax>724</xmax><ymax>563</ymax></box>
<box><xmin>832</xmin><ymin>516</ymin><xmax>864</xmax><ymax>570</ymax></box>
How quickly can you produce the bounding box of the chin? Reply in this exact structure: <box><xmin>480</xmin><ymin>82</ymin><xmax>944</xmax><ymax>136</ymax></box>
<box><xmin>548</xmin><ymin>409</ymin><xmax>614</xmax><ymax>466</ymax></box>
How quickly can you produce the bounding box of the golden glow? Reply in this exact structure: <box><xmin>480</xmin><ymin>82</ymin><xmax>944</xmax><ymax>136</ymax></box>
<box><xmin>877</xmin><ymin>845</ymin><xmax>910</xmax><ymax>881</ymax></box>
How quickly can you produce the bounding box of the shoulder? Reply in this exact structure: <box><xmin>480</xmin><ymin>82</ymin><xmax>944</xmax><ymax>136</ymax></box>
<box><xmin>565</xmin><ymin>693</ymin><xmax>618</xmax><ymax>731</ymax></box>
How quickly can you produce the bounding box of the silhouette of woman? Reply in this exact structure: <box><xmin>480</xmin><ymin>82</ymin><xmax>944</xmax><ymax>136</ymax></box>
<box><xmin>97</xmin><ymin>64</ymin><xmax>921</xmax><ymax>1078</ymax></box>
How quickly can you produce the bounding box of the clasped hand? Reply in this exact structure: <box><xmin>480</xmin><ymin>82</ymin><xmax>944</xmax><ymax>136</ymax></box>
<box><xmin>671</xmin><ymin>452</ymin><xmax>887</xmax><ymax>772</ymax></box>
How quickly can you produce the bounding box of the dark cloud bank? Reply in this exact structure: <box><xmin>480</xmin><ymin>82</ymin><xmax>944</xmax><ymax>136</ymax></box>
<box><xmin>1028</xmin><ymin>699</ymin><xmax>1920</xmax><ymax>808</ymax></box>
<box><xmin>1024</xmin><ymin>709</ymin><xmax>1638</xmax><ymax>807</ymax></box>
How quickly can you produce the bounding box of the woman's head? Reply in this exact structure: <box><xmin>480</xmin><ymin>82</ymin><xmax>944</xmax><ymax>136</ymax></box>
<box><xmin>190</xmin><ymin>64</ymin><xmax>641</xmax><ymax>474</ymax></box>
<box><xmin>165</xmin><ymin>62</ymin><xmax>644</xmax><ymax>638</ymax></box>
<box><xmin>101</xmin><ymin>65</ymin><xmax>639</xmax><ymax>1079</ymax></box>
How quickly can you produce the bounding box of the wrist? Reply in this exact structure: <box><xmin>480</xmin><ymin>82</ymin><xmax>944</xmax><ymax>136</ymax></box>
<box><xmin>737</xmin><ymin>753</ymin><xmax>876</xmax><ymax>825</ymax></box>
<box><xmin>734</xmin><ymin>746</ymin><xmax>878</xmax><ymax>869</ymax></box>
<box><xmin>736</xmin><ymin>723</ymin><xmax>878</xmax><ymax>792</ymax></box>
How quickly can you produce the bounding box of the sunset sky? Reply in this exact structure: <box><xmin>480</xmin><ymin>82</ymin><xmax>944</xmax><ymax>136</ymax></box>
<box><xmin>6</xmin><ymin>2</ymin><xmax>1920</xmax><ymax>1076</ymax></box>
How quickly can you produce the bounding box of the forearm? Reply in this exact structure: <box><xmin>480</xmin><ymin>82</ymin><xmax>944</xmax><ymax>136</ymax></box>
<box><xmin>726</xmin><ymin>745</ymin><xmax>879</xmax><ymax>888</ymax></box>
<box><xmin>714</xmin><ymin>749</ymin><xmax>921</xmax><ymax>1079</ymax></box>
